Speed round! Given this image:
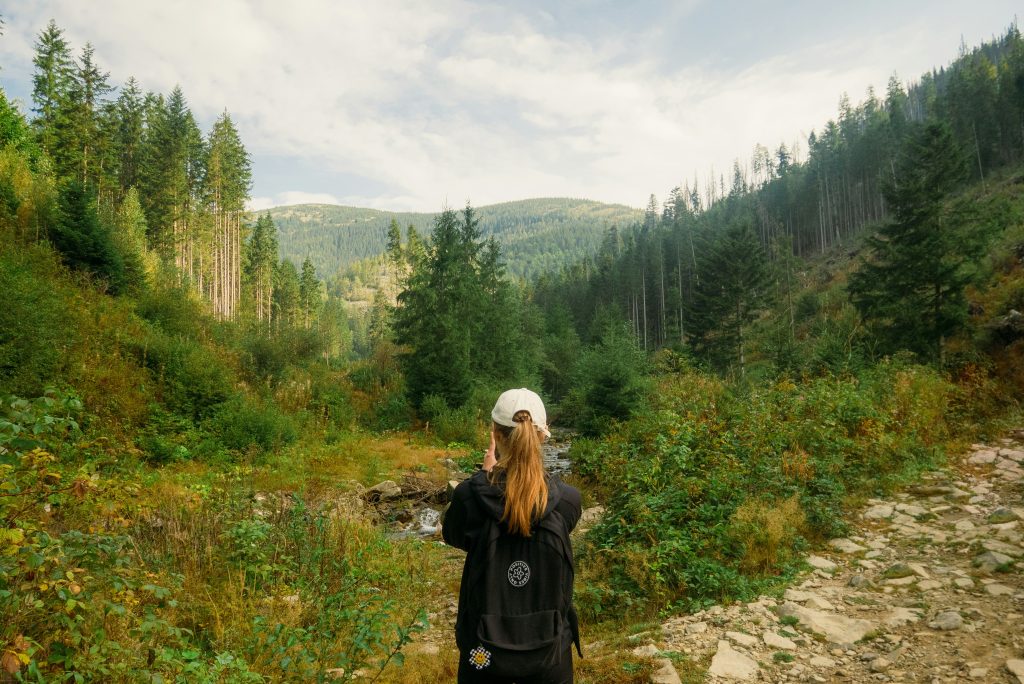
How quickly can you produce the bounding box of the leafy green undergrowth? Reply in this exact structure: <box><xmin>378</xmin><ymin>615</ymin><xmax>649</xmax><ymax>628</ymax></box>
<box><xmin>0</xmin><ymin>390</ymin><xmax>435</xmax><ymax>683</ymax></box>
<box><xmin>573</xmin><ymin>359</ymin><xmax>960</xmax><ymax>620</ymax></box>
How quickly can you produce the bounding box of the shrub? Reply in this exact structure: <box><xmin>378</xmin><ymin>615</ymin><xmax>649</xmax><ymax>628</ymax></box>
<box><xmin>0</xmin><ymin>245</ymin><xmax>76</xmax><ymax>396</ymax></box>
<box><xmin>562</xmin><ymin>322</ymin><xmax>651</xmax><ymax>436</ymax></box>
<box><xmin>420</xmin><ymin>394</ymin><xmax>481</xmax><ymax>446</ymax></box>
<box><xmin>208</xmin><ymin>395</ymin><xmax>298</xmax><ymax>454</ymax></box>
<box><xmin>130</xmin><ymin>326</ymin><xmax>235</xmax><ymax>420</ymax></box>
<box><xmin>136</xmin><ymin>284</ymin><xmax>211</xmax><ymax>340</ymax></box>
<box><xmin>576</xmin><ymin>362</ymin><xmax>956</xmax><ymax>618</ymax></box>
<box><xmin>726</xmin><ymin>495</ymin><xmax>806</xmax><ymax>574</ymax></box>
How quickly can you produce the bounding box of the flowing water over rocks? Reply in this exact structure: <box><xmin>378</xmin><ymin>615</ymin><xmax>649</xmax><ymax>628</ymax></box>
<box><xmin>631</xmin><ymin>434</ymin><xmax>1024</xmax><ymax>683</ymax></box>
<box><xmin>384</xmin><ymin>432</ymin><xmax>575</xmax><ymax>538</ymax></box>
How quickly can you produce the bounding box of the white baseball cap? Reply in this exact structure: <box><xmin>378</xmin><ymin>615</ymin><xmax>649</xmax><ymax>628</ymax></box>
<box><xmin>491</xmin><ymin>388</ymin><xmax>550</xmax><ymax>438</ymax></box>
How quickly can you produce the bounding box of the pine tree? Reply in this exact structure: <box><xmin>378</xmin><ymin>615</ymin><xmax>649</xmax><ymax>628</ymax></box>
<box><xmin>112</xmin><ymin>77</ymin><xmax>144</xmax><ymax>194</ymax></box>
<box><xmin>393</xmin><ymin>208</ymin><xmax>477</xmax><ymax>408</ymax></box>
<box><xmin>299</xmin><ymin>256</ymin><xmax>321</xmax><ymax>329</ymax></box>
<box><xmin>687</xmin><ymin>220</ymin><xmax>772</xmax><ymax>376</ymax></box>
<box><xmin>49</xmin><ymin>180</ymin><xmax>125</xmax><ymax>293</ymax></box>
<box><xmin>111</xmin><ymin>187</ymin><xmax>152</xmax><ymax>291</ymax></box>
<box><xmin>245</xmin><ymin>212</ymin><xmax>278</xmax><ymax>326</ymax></box>
<box><xmin>848</xmin><ymin>121</ymin><xmax>981</xmax><ymax>361</ymax></box>
<box><xmin>273</xmin><ymin>259</ymin><xmax>301</xmax><ymax>329</ymax></box>
<box><xmin>66</xmin><ymin>43</ymin><xmax>112</xmax><ymax>188</ymax></box>
<box><xmin>204</xmin><ymin>110</ymin><xmax>251</xmax><ymax>318</ymax></box>
<box><xmin>31</xmin><ymin>20</ymin><xmax>74</xmax><ymax>163</ymax></box>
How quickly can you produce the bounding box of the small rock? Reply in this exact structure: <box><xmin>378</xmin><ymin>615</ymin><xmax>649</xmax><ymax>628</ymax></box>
<box><xmin>631</xmin><ymin>644</ymin><xmax>659</xmax><ymax>657</ymax></box>
<box><xmin>895</xmin><ymin>503</ymin><xmax>927</xmax><ymax>518</ymax></box>
<box><xmin>807</xmin><ymin>555</ymin><xmax>838</xmax><ymax>572</ymax></box>
<box><xmin>829</xmin><ymin>538</ymin><xmax>867</xmax><ymax>553</ymax></box>
<box><xmin>927</xmin><ymin>611</ymin><xmax>962</xmax><ymax>631</ymax></box>
<box><xmin>784</xmin><ymin>588</ymin><xmax>816</xmax><ymax>602</ymax></box>
<box><xmin>968</xmin><ymin>668</ymin><xmax>988</xmax><ymax>679</ymax></box>
<box><xmin>984</xmin><ymin>583</ymin><xmax>1013</xmax><ymax>596</ymax></box>
<box><xmin>809</xmin><ymin>655</ymin><xmax>836</xmax><ymax>668</ymax></box>
<box><xmin>863</xmin><ymin>504</ymin><xmax>895</xmax><ymax>520</ymax></box>
<box><xmin>955</xmin><ymin>519</ymin><xmax>976</xmax><ymax>532</ymax></box>
<box><xmin>870</xmin><ymin>657</ymin><xmax>891</xmax><ymax>673</ymax></box>
<box><xmin>980</xmin><ymin>538</ymin><xmax>1023</xmax><ymax>557</ymax></box>
<box><xmin>1001</xmin><ymin>448</ymin><xmax>1024</xmax><ymax>462</ymax></box>
<box><xmin>684</xmin><ymin>621</ymin><xmax>707</xmax><ymax>635</ymax></box>
<box><xmin>907</xmin><ymin>563</ymin><xmax>930</xmax><ymax>578</ymax></box>
<box><xmin>953</xmin><ymin>577</ymin><xmax>974</xmax><ymax>589</ymax></box>
<box><xmin>725</xmin><ymin>631</ymin><xmax>759</xmax><ymax>648</ymax></box>
<box><xmin>805</xmin><ymin>595</ymin><xmax>836</xmax><ymax>611</ymax></box>
<box><xmin>917</xmin><ymin>580</ymin><xmax>943</xmax><ymax>591</ymax></box>
<box><xmin>988</xmin><ymin>507</ymin><xmax>1020</xmax><ymax>524</ymax></box>
<box><xmin>1008</xmin><ymin>659</ymin><xmax>1024</xmax><ymax>683</ymax></box>
<box><xmin>882</xmin><ymin>563</ymin><xmax>915</xmax><ymax>579</ymax></box>
<box><xmin>885</xmin><ymin>575</ymin><xmax>916</xmax><ymax>586</ymax></box>
<box><xmin>883</xmin><ymin>607</ymin><xmax>921</xmax><ymax>628</ymax></box>
<box><xmin>707</xmin><ymin>640</ymin><xmax>759</xmax><ymax>680</ymax></box>
<box><xmin>650</xmin><ymin>658</ymin><xmax>682</xmax><ymax>684</ymax></box>
<box><xmin>763</xmin><ymin>631</ymin><xmax>797</xmax><ymax>651</ymax></box>
<box><xmin>579</xmin><ymin>505</ymin><xmax>605</xmax><ymax>526</ymax></box>
<box><xmin>848</xmin><ymin>574</ymin><xmax>872</xmax><ymax>588</ymax></box>
<box><xmin>968</xmin><ymin>450</ymin><xmax>997</xmax><ymax>465</ymax></box>
<box><xmin>974</xmin><ymin>550</ymin><xmax>1013</xmax><ymax>571</ymax></box>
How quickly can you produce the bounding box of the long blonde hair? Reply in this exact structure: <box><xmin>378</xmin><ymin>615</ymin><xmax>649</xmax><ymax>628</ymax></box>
<box><xmin>490</xmin><ymin>411</ymin><xmax>548</xmax><ymax>537</ymax></box>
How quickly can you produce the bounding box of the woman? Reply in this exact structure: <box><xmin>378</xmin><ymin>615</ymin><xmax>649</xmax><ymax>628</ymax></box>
<box><xmin>443</xmin><ymin>388</ymin><xmax>582</xmax><ymax>683</ymax></box>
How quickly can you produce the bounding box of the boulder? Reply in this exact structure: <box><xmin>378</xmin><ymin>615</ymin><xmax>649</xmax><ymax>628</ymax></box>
<box><xmin>775</xmin><ymin>602</ymin><xmax>877</xmax><ymax>644</ymax></box>
<box><xmin>1008</xmin><ymin>659</ymin><xmax>1024</xmax><ymax>684</ymax></box>
<box><xmin>366</xmin><ymin>480</ymin><xmax>402</xmax><ymax>500</ymax></box>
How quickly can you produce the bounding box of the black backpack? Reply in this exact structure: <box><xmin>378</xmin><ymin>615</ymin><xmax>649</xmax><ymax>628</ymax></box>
<box><xmin>460</xmin><ymin>508</ymin><xmax>581</xmax><ymax>677</ymax></box>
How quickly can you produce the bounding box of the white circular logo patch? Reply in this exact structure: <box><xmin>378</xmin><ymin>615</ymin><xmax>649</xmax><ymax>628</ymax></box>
<box><xmin>508</xmin><ymin>560</ymin><xmax>530</xmax><ymax>587</ymax></box>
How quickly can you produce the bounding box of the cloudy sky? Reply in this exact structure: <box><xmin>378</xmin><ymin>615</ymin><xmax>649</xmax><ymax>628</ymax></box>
<box><xmin>0</xmin><ymin>1</ymin><xmax>1018</xmax><ymax>211</ymax></box>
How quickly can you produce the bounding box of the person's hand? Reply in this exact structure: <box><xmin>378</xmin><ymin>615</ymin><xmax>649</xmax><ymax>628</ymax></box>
<box><xmin>483</xmin><ymin>432</ymin><xmax>497</xmax><ymax>471</ymax></box>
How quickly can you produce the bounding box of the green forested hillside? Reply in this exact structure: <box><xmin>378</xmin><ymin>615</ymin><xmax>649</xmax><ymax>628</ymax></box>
<box><xmin>270</xmin><ymin>198</ymin><xmax>642</xmax><ymax>281</ymax></box>
<box><xmin>3</xmin><ymin>12</ymin><xmax>1024</xmax><ymax>684</ymax></box>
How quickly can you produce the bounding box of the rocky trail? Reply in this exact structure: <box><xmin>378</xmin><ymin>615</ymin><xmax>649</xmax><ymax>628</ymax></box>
<box><xmin>632</xmin><ymin>433</ymin><xmax>1024</xmax><ymax>683</ymax></box>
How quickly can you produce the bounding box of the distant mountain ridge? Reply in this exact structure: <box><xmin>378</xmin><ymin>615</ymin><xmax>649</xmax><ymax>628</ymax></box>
<box><xmin>267</xmin><ymin>197</ymin><xmax>643</xmax><ymax>281</ymax></box>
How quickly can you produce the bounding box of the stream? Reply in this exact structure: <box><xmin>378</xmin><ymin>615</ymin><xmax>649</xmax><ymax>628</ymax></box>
<box><xmin>388</xmin><ymin>432</ymin><xmax>573</xmax><ymax>539</ymax></box>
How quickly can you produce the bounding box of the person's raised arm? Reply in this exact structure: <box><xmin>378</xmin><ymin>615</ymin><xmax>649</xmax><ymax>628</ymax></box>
<box><xmin>482</xmin><ymin>429</ymin><xmax>497</xmax><ymax>472</ymax></box>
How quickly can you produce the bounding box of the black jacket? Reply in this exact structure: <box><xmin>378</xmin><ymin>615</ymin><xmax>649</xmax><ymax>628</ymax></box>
<box><xmin>442</xmin><ymin>469</ymin><xmax>582</xmax><ymax>651</ymax></box>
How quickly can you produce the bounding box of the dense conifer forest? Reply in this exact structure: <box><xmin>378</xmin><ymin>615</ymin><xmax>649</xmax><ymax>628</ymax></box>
<box><xmin>270</xmin><ymin>198</ymin><xmax>642</xmax><ymax>283</ymax></box>
<box><xmin>1</xmin><ymin>14</ymin><xmax>1023</xmax><ymax>683</ymax></box>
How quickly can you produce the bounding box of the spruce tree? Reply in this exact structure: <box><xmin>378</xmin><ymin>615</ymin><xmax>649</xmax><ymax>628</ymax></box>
<box><xmin>848</xmin><ymin>121</ymin><xmax>980</xmax><ymax>361</ymax></box>
<box><xmin>393</xmin><ymin>208</ymin><xmax>475</xmax><ymax>408</ymax></box>
<box><xmin>687</xmin><ymin>220</ymin><xmax>772</xmax><ymax>376</ymax></box>
<box><xmin>49</xmin><ymin>180</ymin><xmax>125</xmax><ymax>292</ymax></box>
<box><xmin>299</xmin><ymin>257</ymin><xmax>321</xmax><ymax>328</ymax></box>
<box><xmin>31</xmin><ymin>20</ymin><xmax>74</xmax><ymax>164</ymax></box>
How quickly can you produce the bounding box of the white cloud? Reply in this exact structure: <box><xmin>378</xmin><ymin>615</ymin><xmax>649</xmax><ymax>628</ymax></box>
<box><xmin>0</xmin><ymin>1</ymin><xmax>1018</xmax><ymax>211</ymax></box>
